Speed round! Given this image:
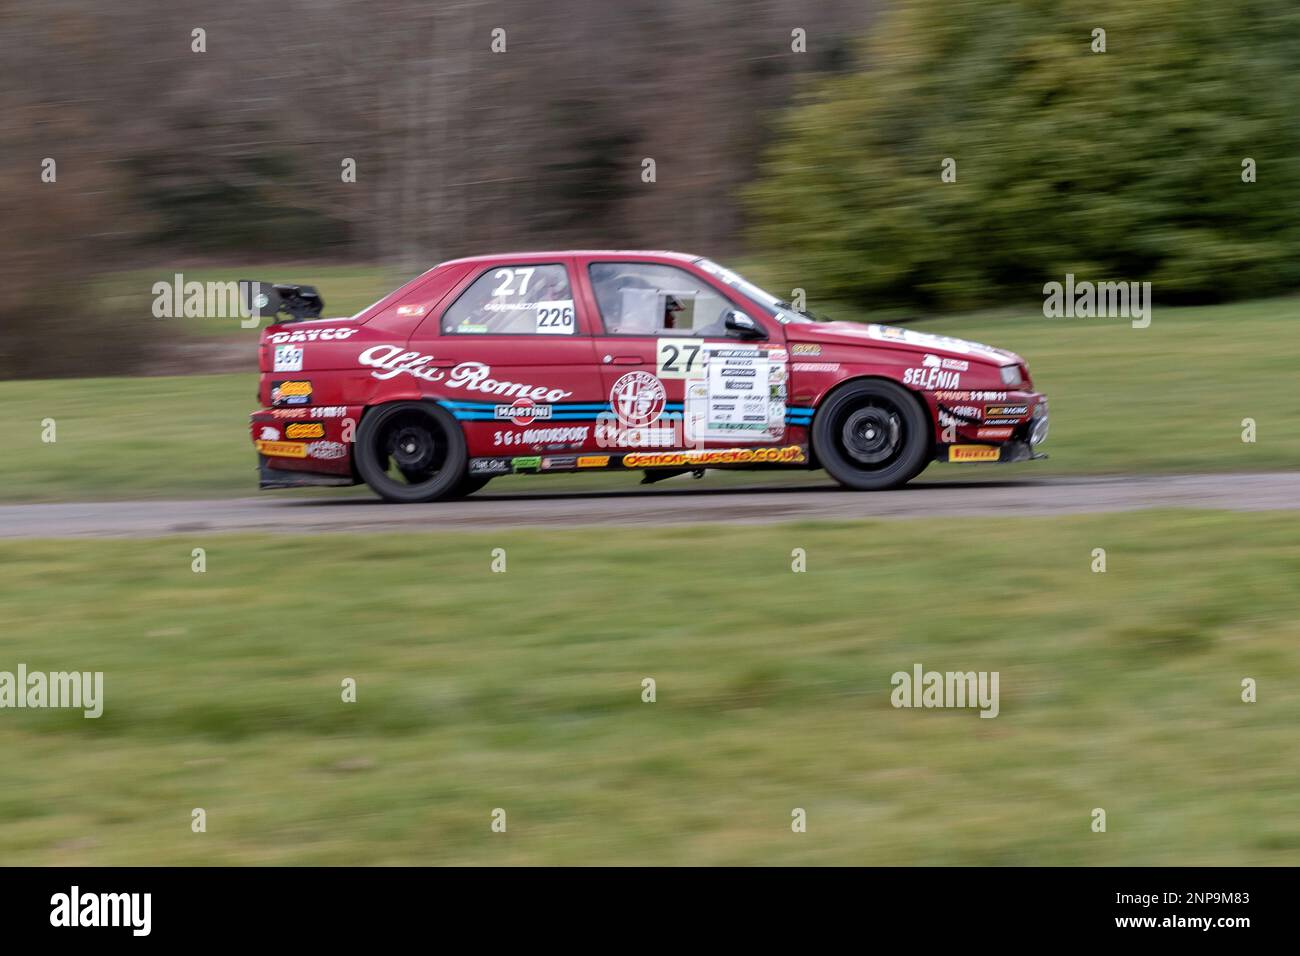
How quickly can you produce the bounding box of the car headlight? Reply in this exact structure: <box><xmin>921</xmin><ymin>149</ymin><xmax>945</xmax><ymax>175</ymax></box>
<box><xmin>999</xmin><ymin>364</ymin><xmax>1023</xmax><ymax>387</ymax></box>
<box><xmin>1030</xmin><ymin>406</ymin><xmax>1049</xmax><ymax>445</ymax></box>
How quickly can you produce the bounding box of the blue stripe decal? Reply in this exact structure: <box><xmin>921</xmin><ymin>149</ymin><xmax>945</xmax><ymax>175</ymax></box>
<box><xmin>440</xmin><ymin>399</ymin><xmax>687</xmax><ymax>409</ymax></box>
<box><xmin>450</xmin><ymin>411</ymin><xmax>685</xmax><ymax>422</ymax></box>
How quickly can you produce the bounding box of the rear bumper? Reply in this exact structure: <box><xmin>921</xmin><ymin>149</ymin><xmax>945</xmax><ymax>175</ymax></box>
<box><xmin>250</xmin><ymin>407</ymin><xmax>361</xmax><ymax>490</ymax></box>
<box><xmin>257</xmin><ymin>454</ymin><xmax>357</xmax><ymax>489</ymax></box>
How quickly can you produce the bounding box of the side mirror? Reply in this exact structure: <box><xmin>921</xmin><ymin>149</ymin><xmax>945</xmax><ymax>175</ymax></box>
<box><xmin>724</xmin><ymin>310</ymin><xmax>766</xmax><ymax>340</ymax></box>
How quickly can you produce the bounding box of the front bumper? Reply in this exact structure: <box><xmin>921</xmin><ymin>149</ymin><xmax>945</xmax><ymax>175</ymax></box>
<box><xmin>932</xmin><ymin>394</ymin><xmax>1049</xmax><ymax>463</ymax></box>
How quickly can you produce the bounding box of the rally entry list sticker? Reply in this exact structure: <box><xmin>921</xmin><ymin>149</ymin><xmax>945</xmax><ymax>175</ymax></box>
<box><xmin>685</xmin><ymin>344</ymin><xmax>787</xmax><ymax>442</ymax></box>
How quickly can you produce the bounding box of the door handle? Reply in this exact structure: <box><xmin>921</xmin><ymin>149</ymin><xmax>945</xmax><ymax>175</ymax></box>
<box><xmin>607</xmin><ymin>355</ymin><xmax>644</xmax><ymax>365</ymax></box>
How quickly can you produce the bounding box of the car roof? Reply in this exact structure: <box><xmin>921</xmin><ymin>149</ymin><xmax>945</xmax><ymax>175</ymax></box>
<box><xmin>438</xmin><ymin>250</ymin><xmax>702</xmax><ymax>267</ymax></box>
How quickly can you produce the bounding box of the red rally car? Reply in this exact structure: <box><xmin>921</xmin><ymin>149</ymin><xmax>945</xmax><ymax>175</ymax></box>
<box><xmin>248</xmin><ymin>251</ymin><xmax>1048</xmax><ymax>502</ymax></box>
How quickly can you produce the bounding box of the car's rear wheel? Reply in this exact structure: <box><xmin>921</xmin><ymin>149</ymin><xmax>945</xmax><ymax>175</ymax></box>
<box><xmin>354</xmin><ymin>401</ymin><xmax>469</xmax><ymax>503</ymax></box>
<box><xmin>812</xmin><ymin>379</ymin><xmax>930</xmax><ymax>490</ymax></box>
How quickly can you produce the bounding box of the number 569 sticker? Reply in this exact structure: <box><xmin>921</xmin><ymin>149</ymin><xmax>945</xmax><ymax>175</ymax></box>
<box><xmin>656</xmin><ymin>338</ymin><xmax>704</xmax><ymax>379</ymax></box>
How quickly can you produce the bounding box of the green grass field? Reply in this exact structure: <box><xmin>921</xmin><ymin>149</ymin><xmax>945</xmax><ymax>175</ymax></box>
<box><xmin>2</xmin><ymin>292</ymin><xmax>1295</xmax><ymax>503</ymax></box>
<box><xmin>0</xmin><ymin>511</ymin><xmax>1295</xmax><ymax>865</ymax></box>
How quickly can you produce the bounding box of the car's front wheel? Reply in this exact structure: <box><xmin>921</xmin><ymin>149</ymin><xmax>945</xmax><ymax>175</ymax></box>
<box><xmin>811</xmin><ymin>379</ymin><xmax>930</xmax><ymax>490</ymax></box>
<box><xmin>354</xmin><ymin>401</ymin><xmax>469</xmax><ymax>503</ymax></box>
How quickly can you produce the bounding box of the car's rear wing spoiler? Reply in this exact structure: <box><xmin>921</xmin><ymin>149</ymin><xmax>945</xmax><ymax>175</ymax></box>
<box><xmin>240</xmin><ymin>280</ymin><xmax>324</xmax><ymax>322</ymax></box>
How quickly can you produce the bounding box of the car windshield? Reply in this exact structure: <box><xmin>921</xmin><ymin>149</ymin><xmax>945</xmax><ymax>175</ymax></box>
<box><xmin>695</xmin><ymin>258</ymin><xmax>818</xmax><ymax>324</ymax></box>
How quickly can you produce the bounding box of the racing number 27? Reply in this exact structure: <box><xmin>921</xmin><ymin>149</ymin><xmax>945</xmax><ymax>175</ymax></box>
<box><xmin>657</xmin><ymin>339</ymin><xmax>702</xmax><ymax>379</ymax></box>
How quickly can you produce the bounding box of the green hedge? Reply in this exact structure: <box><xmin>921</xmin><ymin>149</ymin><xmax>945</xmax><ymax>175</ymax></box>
<box><xmin>747</xmin><ymin>0</ymin><xmax>1300</xmax><ymax>311</ymax></box>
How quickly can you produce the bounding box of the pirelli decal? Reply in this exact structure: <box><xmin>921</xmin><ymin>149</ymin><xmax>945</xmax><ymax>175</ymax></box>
<box><xmin>948</xmin><ymin>445</ymin><xmax>1000</xmax><ymax>463</ymax></box>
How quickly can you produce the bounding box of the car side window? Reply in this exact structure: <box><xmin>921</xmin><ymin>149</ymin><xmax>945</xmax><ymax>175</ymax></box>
<box><xmin>589</xmin><ymin>263</ymin><xmax>733</xmax><ymax>337</ymax></box>
<box><xmin>442</xmin><ymin>264</ymin><xmax>576</xmax><ymax>335</ymax></box>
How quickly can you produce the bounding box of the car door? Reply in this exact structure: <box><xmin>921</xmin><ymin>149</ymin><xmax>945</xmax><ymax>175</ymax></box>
<box><xmin>579</xmin><ymin>259</ymin><xmax>791</xmax><ymax>454</ymax></box>
<box><xmin>407</xmin><ymin>258</ymin><xmax>606</xmax><ymax>465</ymax></box>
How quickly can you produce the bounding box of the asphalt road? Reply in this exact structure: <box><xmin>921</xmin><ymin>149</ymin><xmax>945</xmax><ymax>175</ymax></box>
<box><xmin>0</xmin><ymin>472</ymin><xmax>1296</xmax><ymax>538</ymax></box>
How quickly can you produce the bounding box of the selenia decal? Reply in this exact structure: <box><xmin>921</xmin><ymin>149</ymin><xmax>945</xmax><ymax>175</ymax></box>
<box><xmin>902</xmin><ymin>365</ymin><xmax>962</xmax><ymax>390</ymax></box>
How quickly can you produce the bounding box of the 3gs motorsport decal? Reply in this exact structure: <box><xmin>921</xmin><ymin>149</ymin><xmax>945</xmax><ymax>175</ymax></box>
<box><xmin>493</xmin><ymin>426</ymin><xmax>589</xmax><ymax>447</ymax></box>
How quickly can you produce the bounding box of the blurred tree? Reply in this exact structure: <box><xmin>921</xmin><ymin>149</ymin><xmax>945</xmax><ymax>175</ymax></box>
<box><xmin>747</xmin><ymin>0</ymin><xmax>1300</xmax><ymax>310</ymax></box>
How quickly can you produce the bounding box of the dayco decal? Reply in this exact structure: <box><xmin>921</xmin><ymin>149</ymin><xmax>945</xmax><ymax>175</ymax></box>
<box><xmin>623</xmin><ymin>445</ymin><xmax>806</xmax><ymax>468</ymax></box>
<box><xmin>493</xmin><ymin>426</ymin><xmax>589</xmax><ymax>447</ymax></box>
<box><xmin>948</xmin><ymin>445</ymin><xmax>1000</xmax><ymax>462</ymax></box>
<box><xmin>271</xmin><ymin>380</ymin><xmax>312</xmax><ymax>406</ymax></box>
<box><xmin>284</xmin><ymin>421</ymin><xmax>326</xmax><ymax>440</ymax></box>
<box><xmin>255</xmin><ymin>440</ymin><xmax>308</xmax><ymax>458</ymax></box>
<box><xmin>985</xmin><ymin>404</ymin><xmax>1029</xmax><ymax>417</ymax></box>
<box><xmin>267</xmin><ymin>327</ymin><xmax>358</xmax><ymax>344</ymax></box>
<box><xmin>540</xmin><ymin>456</ymin><xmax>578</xmax><ymax>471</ymax></box>
<box><xmin>306</xmin><ymin>441</ymin><xmax>347</xmax><ymax>460</ymax></box>
<box><xmin>358</xmin><ymin>345</ymin><xmax>573</xmax><ymax>401</ymax></box>
<box><xmin>494</xmin><ymin>399</ymin><xmax>553</xmax><ymax>426</ymax></box>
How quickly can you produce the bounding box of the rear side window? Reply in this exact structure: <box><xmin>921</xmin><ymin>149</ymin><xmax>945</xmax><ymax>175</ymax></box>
<box><xmin>589</xmin><ymin>262</ymin><xmax>734</xmax><ymax>337</ymax></box>
<box><xmin>442</xmin><ymin>264</ymin><xmax>576</xmax><ymax>335</ymax></box>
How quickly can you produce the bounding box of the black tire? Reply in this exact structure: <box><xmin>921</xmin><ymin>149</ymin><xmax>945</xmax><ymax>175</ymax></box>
<box><xmin>354</xmin><ymin>401</ymin><xmax>469</xmax><ymax>503</ymax></box>
<box><xmin>811</xmin><ymin>378</ymin><xmax>930</xmax><ymax>490</ymax></box>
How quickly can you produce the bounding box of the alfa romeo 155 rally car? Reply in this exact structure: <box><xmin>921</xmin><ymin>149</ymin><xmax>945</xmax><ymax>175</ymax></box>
<box><xmin>248</xmin><ymin>251</ymin><xmax>1048</xmax><ymax>502</ymax></box>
